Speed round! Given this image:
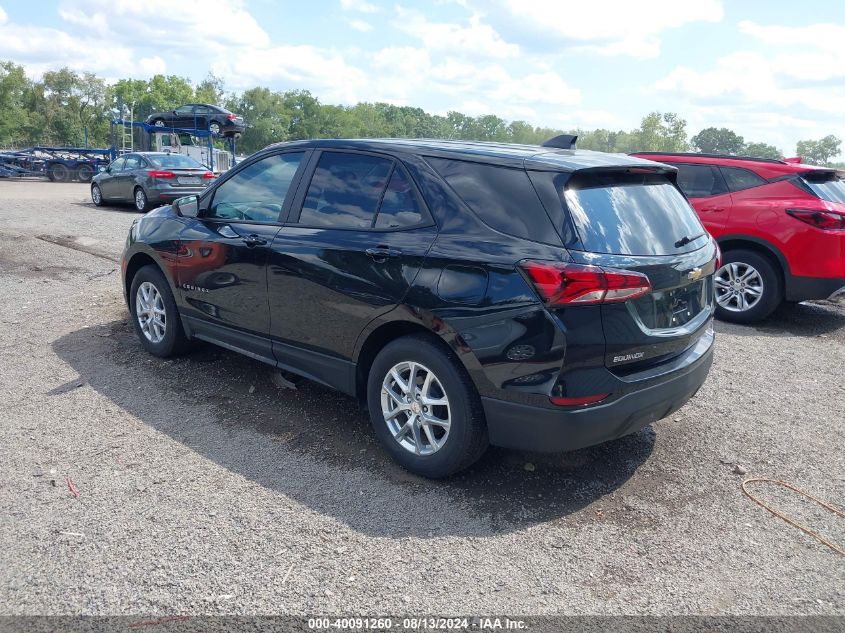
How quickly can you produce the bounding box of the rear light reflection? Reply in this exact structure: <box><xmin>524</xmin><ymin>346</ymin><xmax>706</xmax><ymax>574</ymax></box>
<box><xmin>550</xmin><ymin>393</ymin><xmax>610</xmax><ymax>407</ymax></box>
<box><xmin>203</xmin><ymin>172</ymin><xmax>215</xmax><ymax>179</ymax></box>
<box><xmin>787</xmin><ymin>208</ymin><xmax>845</xmax><ymax>231</ymax></box>
<box><xmin>147</xmin><ymin>170</ymin><xmax>175</xmax><ymax>179</ymax></box>
<box><xmin>520</xmin><ymin>260</ymin><xmax>651</xmax><ymax>306</ymax></box>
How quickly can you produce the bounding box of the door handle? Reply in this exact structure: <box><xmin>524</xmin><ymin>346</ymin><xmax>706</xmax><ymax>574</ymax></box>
<box><xmin>242</xmin><ymin>234</ymin><xmax>267</xmax><ymax>247</ymax></box>
<box><xmin>701</xmin><ymin>206</ymin><xmax>726</xmax><ymax>212</ymax></box>
<box><xmin>365</xmin><ymin>246</ymin><xmax>402</xmax><ymax>262</ymax></box>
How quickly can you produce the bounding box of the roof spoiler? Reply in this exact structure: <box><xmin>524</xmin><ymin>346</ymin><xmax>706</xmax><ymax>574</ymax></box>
<box><xmin>541</xmin><ymin>134</ymin><xmax>578</xmax><ymax>150</ymax></box>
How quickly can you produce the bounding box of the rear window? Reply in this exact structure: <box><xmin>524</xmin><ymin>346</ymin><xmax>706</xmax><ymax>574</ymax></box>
<box><xmin>426</xmin><ymin>157</ymin><xmax>561</xmax><ymax>244</ymax></box>
<box><xmin>149</xmin><ymin>154</ymin><xmax>204</xmax><ymax>169</ymax></box>
<box><xmin>801</xmin><ymin>174</ymin><xmax>845</xmax><ymax>203</ymax></box>
<box><xmin>563</xmin><ymin>172</ymin><xmax>707</xmax><ymax>256</ymax></box>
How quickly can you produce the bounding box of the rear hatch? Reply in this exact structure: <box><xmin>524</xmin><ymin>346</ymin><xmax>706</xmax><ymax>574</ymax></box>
<box><xmin>528</xmin><ymin>166</ymin><xmax>717</xmax><ymax>371</ymax></box>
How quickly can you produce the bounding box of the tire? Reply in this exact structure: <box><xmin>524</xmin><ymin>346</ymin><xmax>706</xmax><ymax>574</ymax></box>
<box><xmin>152</xmin><ymin>119</ymin><xmax>166</xmax><ymax>128</ymax></box>
<box><xmin>134</xmin><ymin>187</ymin><xmax>150</xmax><ymax>212</ymax></box>
<box><xmin>47</xmin><ymin>163</ymin><xmax>69</xmax><ymax>182</ymax></box>
<box><xmin>367</xmin><ymin>334</ymin><xmax>488</xmax><ymax>478</ymax></box>
<box><xmin>209</xmin><ymin>121</ymin><xmax>222</xmax><ymax>135</ymax></box>
<box><xmin>714</xmin><ymin>249</ymin><xmax>782</xmax><ymax>323</ymax></box>
<box><xmin>91</xmin><ymin>184</ymin><xmax>104</xmax><ymax>207</ymax></box>
<box><xmin>128</xmin><ymin>265</ymin><xmax>189</xmax><ymax>357</ymax></box>
<box><xmin>76</xmin><ymin>163</ymin><xmax>94</xmax><ymax>182</ymax></box>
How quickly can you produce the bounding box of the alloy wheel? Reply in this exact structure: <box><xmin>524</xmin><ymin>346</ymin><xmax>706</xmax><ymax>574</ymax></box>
<box><xmin>381</xmin><ymin>361</ymin><xmax>451</xmax><ymax>456</ymax></box>
<box><xmin>135</xmin><ymin>189</ymin><xmax>146</xmax><ymax>211</ymax></box>
<box><xmin>715</xmin><ymin>262</ymin><xmax>764</xmax><ymax>312</ymax></box>
<box><xmin>91</xmin><ymin>185</ymin><xmax>102</xmax><ymax>205</ymax></box>
<box><xmin>135</xmin><ymin>281</ymin><xmax>166</xmax><ymax>343</ymax></box>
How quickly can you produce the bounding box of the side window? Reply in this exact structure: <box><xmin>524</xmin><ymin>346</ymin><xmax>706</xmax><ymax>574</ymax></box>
<box><xmin>208</xmin><ymin>152</ymin><xmax>305</xmax><ymax>223</ymax></box>
<box><xmin>426</xmin><ymin>157</ymin><xmax>560</xmax><ymax>244</ymax></box>
<box><xmin>123</xmin><ymin>156</ymin><xmax>141</xmax><ymax>170</ymax></box>
<box><xmin>670</xmin><ymin>163</ymin><xmax>728</xmax><ymax>198</ymax></box>
<box><xmin>175</xmin><ymin>105</ymin><xmax>194</xmax><ymax>114</ymax></box>
<box><xmin>720</xmin><ymin>166</ymin><xmax>766</xmax><ymax>192</ymax></box>
<box><xmin>194</xmin><ymin>106</ymin><xmax>210</xmax><ymax>115</ymax></box>
<box><xmin>299</xmin><ymin>152</ymin><xmax>392</xmax><ymax>229</ymax></box>
<box><xmin>374</xmin><ymin>167</ymin><xmax>424</xmax><ymax>229</ymax></box>
<box><xmin>110</xmin><ymin>157</ymin><xmax>126</xmax><ymax>172</ymax></box>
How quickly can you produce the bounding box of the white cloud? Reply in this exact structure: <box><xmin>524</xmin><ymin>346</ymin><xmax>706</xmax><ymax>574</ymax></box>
<box><xmin>498</xmin><ymin>0</ymin><xmax>723</xmax><ymax>58</ymax></box>
<box><xmin>58</xmin><ymin>0</ymin><xmax>270</xmax><ymax>50</ymax></box>
<box><xmin>348</xmin><ymin>19</ymin><xmax>373</xmax><ymax>32</ymax></box>
<box><xmin>340</xmin><ymin>0</ymin><xmax>379</xmax><ymax>12</ymax></box>
<box><xmin>0</xmin><ymin>5</ymin><xmax>7</xmax><ymax>24</ymax></box>
<box><xmin>394</xmin><ymin>8</ymin><xmax>519</xmax><ymax>58</ymax></box>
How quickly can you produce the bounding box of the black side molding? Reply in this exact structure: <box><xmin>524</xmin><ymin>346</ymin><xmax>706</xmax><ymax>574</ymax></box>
<box><xmin>541</xmin><ymin>134</ymin><xmax>578</xmax><ymax>150</ymax></box>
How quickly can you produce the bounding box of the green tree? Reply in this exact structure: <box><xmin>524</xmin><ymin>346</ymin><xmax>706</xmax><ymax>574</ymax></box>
<box><xmin>690</xmin><ymin>127</ymin><xmax>745</xmax><ymax>154</ymax></box>
<box><xmin>195</xmin><ymin>73</ymin><xmax>225</xmax><ymax>105</ymax></box>
<box><xmin>0</xmin><ymin>61</ymin><xmax>33</xmax><ymax>146</ymax></box>
<box><xmin>226</xmin><ymin>87</ymin><xmax>290</xmax><ymax>153</ymax></box>
<box><xmin>796</xmin><ymin>135</ymin><xmax>842</xmax><ymax>166</ymax></box>
<box><xmin>742</xmin><ymin>142</ymin><xmax>781</xmax><ymax>160</ymax></box>
<box><xmin>634</xmin><ymin>112</ymin><xmax>689</xmax><ymax>152</ymax></box>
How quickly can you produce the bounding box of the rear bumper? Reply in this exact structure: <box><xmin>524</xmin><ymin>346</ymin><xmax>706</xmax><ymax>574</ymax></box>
<box><xmin>483</xmin><ymin>330</ymin><xmax>714</xmax><ymax>452</ymax></box>
<box><xmin>785</xmin><ymin>275</ymin><xmax>845</xmax><ymax>302</ymax></box>
<box><xmin>147</xmin><ymin>187</ymin><xmax>207</xmax><ymax>203</ymax></box>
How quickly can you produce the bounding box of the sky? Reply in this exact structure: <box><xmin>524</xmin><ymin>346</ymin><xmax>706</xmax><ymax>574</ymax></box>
<box><xmin>1</xmin><ymin>0</ymin><xmax>844</xmax><ymax>155</ymax></box>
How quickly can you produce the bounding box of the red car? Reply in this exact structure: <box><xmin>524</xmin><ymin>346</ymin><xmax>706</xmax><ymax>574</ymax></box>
<box><xmin>632</xmin><ymin>152</ymin><xmax>845</xmax><ymax>323</ymax></box>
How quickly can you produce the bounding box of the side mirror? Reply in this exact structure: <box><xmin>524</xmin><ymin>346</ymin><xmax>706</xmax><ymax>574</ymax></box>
<box><xmin>174</xmin><ymin>195</ymin><xmax>200</xmax><ymax>218</ymax></box>
<box><xmin>99</xmin><ymin>166</ymin><xmax>107</xmax><ymax>173</ymax></box>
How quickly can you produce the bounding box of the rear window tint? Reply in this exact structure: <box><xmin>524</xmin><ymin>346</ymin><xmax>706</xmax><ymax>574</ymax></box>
<box><xmin>720</xmin><ymin>166</ymin><xmax>766</xmax><ymax>192</ymax></box>
<box><xmin>563</xmin><ymin>172</ymin><xmax>707</xmax><ymax>256</ymax></box>
<box><xmin>670</xmin><ymin>163</ymin><xmax>727</xmax><ymax>197</ymax></box>
<box><xmin>801</xmin><ymin>174</ymin><xmax>845</xmax><ymax>203</ymax></box>
<box><xmin>426</xmin><ymin>157</ymin><xmax>560</xmax><ymax>244</ymax></box>
<box><xmin>149</xmin><ymin>154</ymin><xmax>204</xmax><ymax>169</ymax></box>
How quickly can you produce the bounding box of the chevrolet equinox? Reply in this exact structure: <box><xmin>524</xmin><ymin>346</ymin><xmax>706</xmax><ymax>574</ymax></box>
<box><xmin>121</xmin><ymin>137</ymin><xmax>717</xmax><ymax>478</ymax></box>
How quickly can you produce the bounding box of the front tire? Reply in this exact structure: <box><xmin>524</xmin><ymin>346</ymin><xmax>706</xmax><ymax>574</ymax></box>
<box><xmin>715</xmin><ymin>249</ymin><xmax>782</xmax><ymax>323</ymax></box>
<box><xmin>128</xmin><ymin>265</ymin><xmax>189</xmax><ymax>357</ymax></box>
<box><xmin>91</xmin><ymin>184</ymin><xmax>104</xmax><ymax>206</ymax></box>
<box><xmin>209</xmin><ymin>121</ymin><xmax>222</xmax><ymax>135</ymax></box>
<box><xmin>134</xmin><ymin>187</ymin><xmax>149</xmax><ymax>212</ymax></box>
<box><xmin>367</xmin><ymin>335</ymin><xmax>488</xmax><ymax>478</ymax></box>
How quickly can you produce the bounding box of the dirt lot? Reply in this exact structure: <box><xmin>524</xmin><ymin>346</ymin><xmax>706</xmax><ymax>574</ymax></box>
<box><xmin>0</xmin><ymin>179</ymin><xmax>843</xmax><ymax>617</ymax></box>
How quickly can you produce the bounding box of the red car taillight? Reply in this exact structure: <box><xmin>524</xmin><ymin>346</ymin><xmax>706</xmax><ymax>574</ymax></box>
<box><xmin>520</xmin><ymin>261</ymin><xmax>651</xmax><ymax>306</ymax></box>
<box><xmin>787</xmin><ymin>208</ymin><xmax>845</xmax><ymax>231</ymax></box>
<box><xmin>147</xmin><ymin>170</ymin><xmax>175</xmax><ymax>179</ymax></box>
<box><xmin>203</xmin><ymin>171</ymin><xmax>215</xmax><ymax>179</ymax></box>
<box><xmin>226</xmin><ymin>113</ymin><xmax>238</xmax><ymax>120</ymax></box>
<box><xmin>550</xmin><ymin>393</ymin><xmax>610</xmax><ymax>407</ymax></box>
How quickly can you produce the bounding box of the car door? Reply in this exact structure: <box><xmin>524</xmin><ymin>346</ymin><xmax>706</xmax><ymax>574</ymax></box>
<box><xmin>669</xmin><ymin>162</ymin><xmax>732</xmax><ymax>235</ymax></box>
<box><xmin>176</xmin><ymin>150</ymin><xmax>310</xmax><ymax>363</ymax></box>
<box><xmin>193</xmin><ymin>105</ymin><xmax>211</xmax><ymax>130</ymax></box>
<box><xmin>266</xmin><ymin>150</ymin><xmax>438</xmax><ymax>389</ymax></box>
<box><xmin>172</xmin><ymin>105</ymin><xmax>196</xmax><ymax>129</ymax></box>
<box><xmin>99</xmin><ymin>157</ymin><xmax>125</xmax><ymax>198</ymax></box>
<box><xmin>116</xmin><ymin>154</ymin><xmax>142</xmax><ymax>200</ymax></box>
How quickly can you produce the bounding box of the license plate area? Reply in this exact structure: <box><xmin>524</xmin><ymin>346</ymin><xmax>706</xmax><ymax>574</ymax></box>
<box><xmin>178</xmin><ymin>176</ymin><xmax>200</xmax><ymax>185</ymax></box>
<box><xmin>632</xmin><ymin>279</ymin><xmax>710</xmax><ymax>329</ymax></box>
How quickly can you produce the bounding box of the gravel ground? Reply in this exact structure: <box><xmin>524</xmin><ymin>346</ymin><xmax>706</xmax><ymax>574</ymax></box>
<box><xmin>0</xmin><ymin>179</ymin><xmax>843</xmax><ymax>617</ymax></box>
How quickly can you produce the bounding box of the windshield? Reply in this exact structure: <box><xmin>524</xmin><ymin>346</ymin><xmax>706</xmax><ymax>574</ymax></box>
<box><xmin>802</xmin><ymin>175</ymin><xmax>845</xmax><ymax>203</ymax></box>
<box><xmin>149</xmin><ymin>154</ymin><xmax>205</xmax><ymax>169</ymax></box>
<box><xmin>563</xmin><ymin>173</ymin><xmax>707</xmax><ymax>256</ymax></box>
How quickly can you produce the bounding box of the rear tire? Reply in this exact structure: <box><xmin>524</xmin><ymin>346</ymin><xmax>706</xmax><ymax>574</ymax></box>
<box><xmin>152</xmin><ymin>119</ymin><xmax>165</xmax><ymax>128</ymax></box>
<box><xmin>76</xmin><ymin>163</ymin><xmax>94</xmax><ymax>182</ymax></box>
<box><xmin>367</xmin><ymin>335</ymin><xmax>488</xmax><ymax>478</ymax></box>
<box><xmin>128</xmin><ymin>265</ymin><xmax>189</xmax><ymax>357</ymax></box>
<box><xmin>209</xmin><ymin>121</ymin><xmax>222</xmax><ymax>135</ymax></box>
<box><xmin>715</xmin><ymin>249</ymin><xmax>782</xmax><ymax>323</ymax></box>
<box><xmin>134</xmin><ymin>187</ymin><xmax>150</xmax><ymax>212</ymax></box>
<box><xmin>47</xmin><ymin>163</ymin><xmax>69</xmax><ymax>182</ymax></box>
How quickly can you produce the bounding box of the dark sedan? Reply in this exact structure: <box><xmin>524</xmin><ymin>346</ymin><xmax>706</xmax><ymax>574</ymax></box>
<box><xmin>146</xmin><ymin>104</ymin><xmax>245</xmax><ymax>137</ymax></box>
<box><xmin>91</xmin><ymin>152</ymin><xmax>214</xmax><ymax>211</ymax></box>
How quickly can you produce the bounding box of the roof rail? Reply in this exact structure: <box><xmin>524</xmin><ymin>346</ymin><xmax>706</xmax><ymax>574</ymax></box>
<box><xmin>542</xmin><ymin>134</ymin><xmax>578</xmax><ymax>150</ymax></box>
<box><xmin>632</xmin><ymin>151</ymin><xmax>787</xmax><ymax>165</ymax></box>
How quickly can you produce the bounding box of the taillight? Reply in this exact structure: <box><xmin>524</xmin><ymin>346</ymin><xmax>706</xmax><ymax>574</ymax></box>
<box><xmin>787</xmin><ymin>208</ymin><xmax>845</xmax><ymax>230</ymax></box>
<box><xmin>147</xmin><ymin>170</ymin><xmax>175</xmax><ymax>179</ymax></box>
<box><xmin>520</xmin><ymin>261</ymin><xmax>651</xmax><ymax>306</ymax></box>
<box><xmin>203</xmin><ymin>172</ymin><xmax>215</xmax><ymax>179</ymax></box>
<box><xmin>226</xmin><ymin>113</ymin><xmax>238</xmax><ymax>120</ymax></box>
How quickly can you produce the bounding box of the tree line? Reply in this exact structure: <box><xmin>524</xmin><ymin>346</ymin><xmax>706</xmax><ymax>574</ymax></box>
<box><xmin>1</xmin><ymin>60</ymin><xmax>842</xmax><ymax>166</ymax></box>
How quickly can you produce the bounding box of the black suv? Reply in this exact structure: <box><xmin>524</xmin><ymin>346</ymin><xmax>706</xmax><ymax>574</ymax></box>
<box><xmin>121</xmin><ymin>138</ymin><xmax>717</xmax><ymax>478</ymax></box>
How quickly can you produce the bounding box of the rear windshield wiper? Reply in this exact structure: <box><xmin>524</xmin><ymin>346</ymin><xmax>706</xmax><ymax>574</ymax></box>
<box><xmin>674</xmin><ymin>232</ymin><xmax>706</xmax><ymax>248</ymax></box>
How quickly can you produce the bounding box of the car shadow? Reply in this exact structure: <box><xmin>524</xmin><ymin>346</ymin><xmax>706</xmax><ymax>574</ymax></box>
<box><xmin>70</xmin><ymin>201</ymin><xmax>141</xmax><ymax>214</ymax></box>
<box><xmin>52</xmin><ymin>320</ymin><xmax>656</xmax><ymax>537</ymax></box>
<box><xmin>715</xmin><ymin>301</ymin><xmax>845</xmax><ymax>340</ymax></box>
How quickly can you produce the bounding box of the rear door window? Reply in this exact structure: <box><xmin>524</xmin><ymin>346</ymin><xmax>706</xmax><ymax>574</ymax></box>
<box><xmin>374</xmin><ymin>167</ymin><xmax>425</xmax><ymax>229</ymax></box>
<box><xmin>562</xmin><ymin>172</ymin><xmax>707</xmax><ymax>256</ymax></box>
<box><xmin>670</xmin><ymin>163</ymin><xmax>727</xmax><ymax>198</ymax></box>
<box><xmin>720</xmin><ymin>166</ymin><xmax>766</xmax><ymax>192</ymax></box>
<box><xmin>426</xmin><ymin>157</ymin><xmax>560</xmax><ymax>244</ymax></box>
<box><xmin>298</xmin><ymin>152</ymin><xmax>393</xmax><ymax>229</ymax></box>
